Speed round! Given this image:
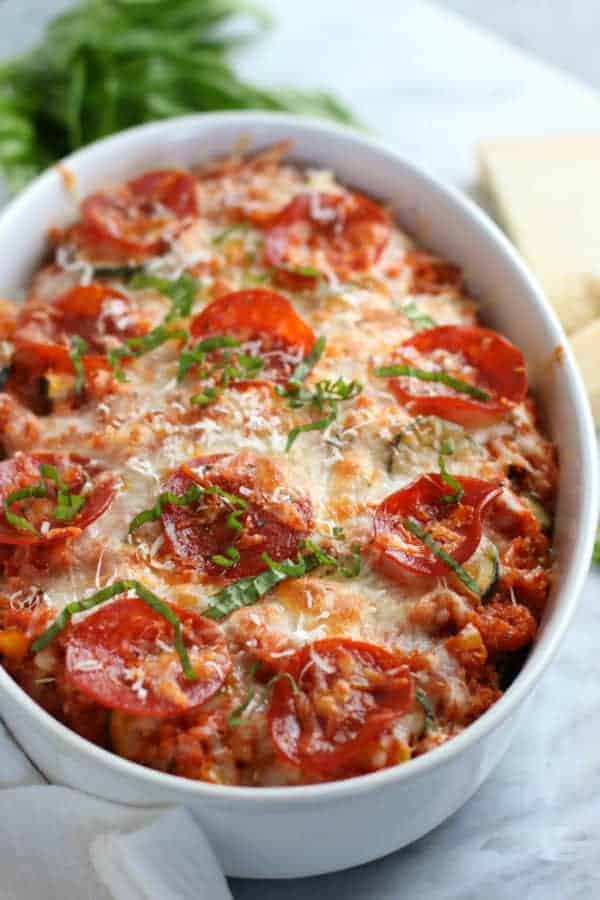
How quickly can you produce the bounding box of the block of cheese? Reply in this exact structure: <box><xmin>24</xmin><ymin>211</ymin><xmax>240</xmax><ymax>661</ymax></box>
<box><xmin>479</xmin><ymin>134</ymin><xmax>600</xmax><ymax>335</ymax></box>
<box><xmin>571</xmin><ymin>319</ymin><xmax>600</xmax><ymax>423</ymax></box>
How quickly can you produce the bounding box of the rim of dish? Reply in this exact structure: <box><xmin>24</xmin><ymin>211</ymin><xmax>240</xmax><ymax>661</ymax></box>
<box><xmin>0</xmin><ymin>111</ymin><xmax>596</xmax><ymax>805</ymax></box>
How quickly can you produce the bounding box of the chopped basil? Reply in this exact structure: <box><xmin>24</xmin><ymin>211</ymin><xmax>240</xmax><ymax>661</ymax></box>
<box><xmin>401</xmin><ymin>300</ymin><xmax>436</xmax><ymax>331</ymax></box>
<box><xmin>4</xmin><ymin>483</ymin><xmax>46</xmax><ymax>535</ymax></box>
<box><xmin>69</xmin><ymin>335</ymin><xmax>88</xmax><ymax>396</ymax></box>
<box><xmin>3</xmin><ymin>464</ymin><xmax>86</xmax><ymax>534</ymax></box>
<box><xmin>131</xmin><ymin>272</ymin><xmax>198</xmax><ymax>322</ymax></box>
<box><xmin>31</xmin><ymin>579</ymin><xmax>197</xmax><ymax>680</ymax></box>
<box><xmin>303</xmin><ymin>539</ymin><xmax>361</xmax><ymax>578</ymax></box>
<box><xmin>276</xmin><ymin>262</ymin><xmax>322</xmax><ymax>279</ymax></box>
<box><xmin>212</xmin><ymin>223</ymin><xmax>250</xmax><ymax>245</ymax></box>
<box><xmin>375</xmin><ymin>363</ymin><xmax>490</xmax><ymax>402</ymax></box>
<box><xmin>404</xmin><ymin>517</ymin><xmax>481</xmax><ymax>596</ymax></box>
<box><xmin>203</xmin><ymin>552</ymin><xmax>322</xmax><ymax>620</ymax></box>
<box><xmin>228</xmin><ymin>660</ymin><xmax>260</xmax><ymax>728</ymax></box>
<box><xmin>177</xmin><ymin>335</ymin><xmax>239</xmax><ymax>382</ymax></box>
<box><xmin>593</xmin><ymin>526</ymin><xmax>600</xmax><ymax>565</ymax></box>
<box><xmin>39</xmin><ymin>463</ymin><xmax>86</xmax><ymax>523</ymax></box>
<box><xmin>416</xmin><ymin>687</ymin><xmax>435</xmax><ymax>734</ymax></box>
<box><xmin>228</xmin><ymin>664</ymin><xmax>300</xmax><ymax>729</ymax></box>
<box><xmin>108</xmin><ymin>325</ymin><xmax>187</xmax><ymax>381</ymax></box>
<box><xmin>281</xmin><ymin>376</ymin><xmax>363</xmax><ymax>451</ymax></box>
<box><xmin>211</xmin><ymin>546</ymin><xmax>240</xmax><ymax>568</ymax></box>
<box><xmin>332</xmin><ymin>525</ymin><xmax>346</xmax><ymax>540</ymax></box>
<box><xmin>128</xmin><ymin>483</ymin><xmax>247</xmax><ymax>535</ymax></box>
<box><xmin>288</xmin><ymin>336</ymin><xmax>326</xmax><ymax>386</ymax></box>
<box><xmin>438</xmin><ymin>438</ymin><xmax>464</xmax><ymax>505</ymax></box>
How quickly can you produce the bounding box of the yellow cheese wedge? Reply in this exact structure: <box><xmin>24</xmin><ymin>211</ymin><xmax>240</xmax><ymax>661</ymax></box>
<box><xmin>479</xmin><ymin>134</ymin><xmax>600</xmax><ymax>335</ymax></box>
<box><xmin>571</xmin><ymin>319</ymin><xmax>600</xmax><ymax>423</ymax></box>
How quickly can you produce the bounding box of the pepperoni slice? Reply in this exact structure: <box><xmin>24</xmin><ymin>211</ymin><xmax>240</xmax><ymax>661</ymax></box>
<box><xmin>75</xmin><ymin>169</ymin><xmax>198</xmax><ymax>262</ymax></box>
<box><xmin>160</xmin><ymin>451</ymin><xmax>312</xmax><ymax>578</ymax></box>
<box><xmin>269</xmin><ymin>638</ymin><xmax>414</xmax><ymax>777</ymax></box>
<box><xmin>0</xmin><ymin>452</ymin><xmax>118</xmax><ymax>545</ymax></box>
<box><xmin>372</xmin><ymin>474</ymin><xmax>501</xmax><ymax>581</ymax></box>
<box><xmin>65</xmin><ymin>596</ymin><xmax>230</xmax><ymax>718</ymax></box>
<box><xmin>385</xmin><ymin>325</ymin><xmax>527</xmax><ymax>427</ymax></box>
<box><xmin>13</xmin><ymin>283</ymin><xmax>145</xmax><ymax>378</ymax></box>
<box><xmin>190</xmin><ymin>289</ymin><xmax>315</xmax><ymax>385</ymax></box>
<box><xmin>405</xmin><ymin>251</ymin><xmax>463</xmax><ymax>295</ymax></box>
<box><xmin>264</xmin><ymin>191</ymin><xmax>390</xmax><ymax>284</ymax></box>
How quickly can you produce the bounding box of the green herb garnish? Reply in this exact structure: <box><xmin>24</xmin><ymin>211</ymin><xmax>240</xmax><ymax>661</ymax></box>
<box><xmin>401</xmin><ymin>300</ymin><xmax>436</xmax><ymax>331</ymax></box>
<box><xmin>131</xmin><ymin>272</ymin><xmax>198</xmax><ymax>322</ymax></box>
<box><xmin>303</xmin><ymin>540</ymin><xmax>361</xmax><ymax>578</ymax></box>
<box><xmin>3</xmin><ymin>464</ymin><xmax>86</xmax><ymax>534</ymax></box>
<box><xmin>69</xmin><ymin>335</ymin><xmax>88</xmax><ymax>396</ymax></box>
<box><xmin>212</xmin><ymin>223</ymin><xmax>250</xmax><ymax>246</ymax></box>
<box><xmin>228</xmin><ymin>660</ymin><xmax>260</xmax><ymax>728</ymax></box>
<box><xmin>108</xmin><ymin>325</ymin><xmax>187</xmax><ymax>381</ymax></box>
<box><xmin>288</xmin><ymin>336</ymin><xmax>326</xmax><ymax>386</ymax></box>
<box><xmin>282</xmin><ymin>377</ymin><xmax>363</xmax><ymax>451</ymax></box>
<box><xmin>404</xmin><ymin>517</ymin><xmax>481</xmax><ymax>596</ymax></box>
<box><xmin>438</xmin><ymin>438</ymin><xmax>464</xmax><ymax>505</ymax></box>
<box><xmin>31</xmin><ymin>579</ymin><xmax>196</xmax><ymax>679</ymax></box>
<box><xmin>375</xmin><ymin>363</ymin><xmax>490</xmax><ymax>402</ymax></box>
<box><xmin>0</xmin><ymin>1</ymin><xmax>357</xmax><ymax>193</ymax></box>
<box><xmin>128</xmin><ymin>483</ymin><xmax>247</xmax><ymax>535</ymax></box>
<box><xmin>204</xmin><ymin>552</ymin><xmax>322</xmax><ymax>620</ymax></box>
<box><xmin>211</xmin><ymin>546</ymin><xmax>241</xmax><ymax>569</ymax></box>
<box><xmin>177</xmin><ymin>336</ymin><xmax>239</xmax><ymax>382</ymax></box>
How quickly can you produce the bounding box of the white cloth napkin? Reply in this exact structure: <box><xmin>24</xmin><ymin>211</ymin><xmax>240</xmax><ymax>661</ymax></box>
<box><xmin>0</xmin><ymin>722</ymin><xmax>232</xmax><ymax>900</ymax></box>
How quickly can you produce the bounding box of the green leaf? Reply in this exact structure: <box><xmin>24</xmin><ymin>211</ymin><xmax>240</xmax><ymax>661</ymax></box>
<box><xmin>0</xmin><ymin>0</ymin><xmax>359</xmax><ymax>192</ymax></box>
<box><xmin>128</xmin><ymin>482</ymin><xmax>247</xmax><ymax>534</ymax></box>
<box><xmin>108</xmin><ymin>324</ymin><xmax>187</xmax><ymax>381</ymax></box>
<box><xmin>375</xmin><ymin>364</ymin><xmax>490</xmax><ymax>402</ymax></box>
<box><xmin>437</xmin><ymin>438</ymin><xmax>464</xmax><ymax>505</ymax></box>
<box><xmin>31</xmin><ymin>578</ymin><xmax>197</xmax><ymax>680</ymax></box>
<box><xmin>4</xmin><ymin>483</ymin><xmax>46</xmax><ymax>535</ymax></box>
<box><xmin>288</xmin><ymin>336</ymin><xmax>326</xmax><ymax>386</ymax></box>
<box><xmin>404</xmin><ymin>517</ymin><xmax>481</xmax><ymax>597</ymax></box>
<box><xmin>401</xmin><ymin>300</ymin><xmax>436</xmax><ymax>331</ymax></box>
<box><xmin>203</xmin><ymin>552</ymin><xmax>322</xmax><ymax>620</ymax></box>
<box><xmin>131</xmin><ymin>272</ymin><xmax>199</xmax><ymax>322</ymax></box>
<box><xmin>69</xmin><ymin>335</ymin><xmax>88</xmax><ymax>396</ymax></box>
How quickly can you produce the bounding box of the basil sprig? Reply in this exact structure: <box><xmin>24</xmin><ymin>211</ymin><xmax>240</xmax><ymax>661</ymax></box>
<box><xmin>287</xmin><ymin>335</ymin><xmax>326</xmax><ymax>386</ymax></box>
<box><xmin>3</xmin><ymin>463</ymin><xmax>86</xmax><ymax>535</ymax></box>
<box><xmin>438</xmin><ymin>439</ymin><xmax>464</xmax><ymax>505</ymax></box>
<box><xmin>128</xmin><ymin>483</ymin><xmax>247</xmax><ymax>535</ymax></box>
<box><xmin>404</xmin><ymin>517</ymin><xmax>481</xmax><ymax>596</ymax></box>
<box><xmin>280</xmin><ymin>375</ymin><xmax>363</xmax><ymax>451</ymax></box>
<box><xmin>69</xmin><ymin>335</ymin><xmax>88</xmax><ymax>396</ymax></box>
<box><xmin>131</xmin><ymin>272</ymin><xmax>198</xmax><ymax>323</ymax></box>
<box><xmin>31</xmin><ymin>579</ymin><xmax>197</xmax><ymax>680</ymax></box>
<box><xmin>375</xmin><ymin>363</ymin><xmax>490</xmax><ymax>402</ymax></box>
<box><xmin>203</xmin><ymin>552</ymin><xmax>322</xmax><ymax>620</ymax></box>
<box><xmin>177</xmin><ymin>335</ymin><xmax>239</xmax><ymax>383</ymax></box>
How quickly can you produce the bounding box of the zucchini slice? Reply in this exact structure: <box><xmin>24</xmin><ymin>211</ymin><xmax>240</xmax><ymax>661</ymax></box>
<box><xmin>462</xmin><ymin>537</ymin><xmax>500</xmax><ymax>600</ymax></box>
<box><xmin>388</xmin><ymin>415</ymin><xmax>479</xmax><ymax>476</ymax></box>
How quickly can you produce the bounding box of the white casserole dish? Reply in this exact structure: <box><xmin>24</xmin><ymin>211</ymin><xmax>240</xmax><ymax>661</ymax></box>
<box><xmin>0</xmin><ymin>112</ymin><xmax>596</xmax><ymax>879</ymax></box>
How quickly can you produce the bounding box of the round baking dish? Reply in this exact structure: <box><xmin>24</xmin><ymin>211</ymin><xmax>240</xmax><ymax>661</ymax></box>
<box><xmin>0</xmin><ymin>112</ymin><xmax>596</xmax><ymax>879</ymax></box>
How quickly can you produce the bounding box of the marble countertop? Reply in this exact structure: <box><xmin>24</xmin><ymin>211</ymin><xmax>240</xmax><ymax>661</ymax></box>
<box><xmin>1</xmin><ymin>2</ymin><xmax>599</xmax><ymax>897</ymax></box>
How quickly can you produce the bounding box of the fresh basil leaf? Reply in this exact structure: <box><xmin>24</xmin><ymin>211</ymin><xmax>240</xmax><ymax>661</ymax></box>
<box><xmin>376</xmin><ymin>363</ymin><xmax>490</xmax><ymax>402</ymax></box>
<box><xmin>404</xmin><ymin>517</ymin><xmax>481</xmax><ymax>596</ymax></box>
<box><xmin>131</xmin><ymin>272</ymin><xmax>198</xmax><ymax>322</ymax></box>
<box><xmin>69</xmin><ymin>335</ymin><xmax>88</xmax><ymax>396</ymax></box>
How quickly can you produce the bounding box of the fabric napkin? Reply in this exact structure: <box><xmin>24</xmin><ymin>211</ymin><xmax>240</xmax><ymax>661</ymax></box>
<box><xmin>0</xmin><ymin>722</ymin><xmax>232</xmax><ymax>900</ymax></box>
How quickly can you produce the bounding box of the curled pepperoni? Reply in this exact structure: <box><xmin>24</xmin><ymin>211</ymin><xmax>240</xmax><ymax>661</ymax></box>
<box><xmin>269</xmin><ymin>638</ymin><xmax>414</xmax><ymax>777</ymax></box>
<box><xmin>13</xmin><ymin>283</ymin><xmax>145</xmax><ymax>378</ymax></box>
<box><xmin>75</xmin><ymin>169</ymin><xmax>198</xmax><ymax>262</ymax></box>
<box><xmin>385</xmin><ymin>325</ymin><xmax>528</xmax><ymax>427</ymax></box>
<box><xmin>190</xmin><ymin>289</ymin><xmax>315</xmax><ymax>385</ymax></box>
<box><xmin>264</xmin><ymin>191</ymin><xmax>390</xmax><ymax>284</ymax></box>
<box><xmin>65</xmin><ymin>596</ymin><xmax>230</xmax><ymax>718</ymax></box>
<box><xmin>372</xmin><ymin>474</ymin><xmax>501</xmax><ymax>581</ymax></box>
<box><xmin>160</xmin><ymin>450</ymin><xmax>313</xmax><ymax>578</ymax></box>
<box><xmin>0</xmin><ymin>452</ymin><xmax>118</xmax><ymax>545</ymax></box>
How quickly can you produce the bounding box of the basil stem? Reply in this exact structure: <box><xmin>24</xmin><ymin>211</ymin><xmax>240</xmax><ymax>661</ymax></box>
<box><xmin>131</xmin><ymin>272</ymin><xmax>198</xmax><ymax>322</ymax></box>
<box><xmin>404</xmin><ymin>517</ymin><xmax>481</xmax><ymax>596</ymax></box>
<box><xmin>128</xmin><ymin>483</ymin><xmax>247</xmax><ymax>535</ymax></box>
<box><xmin>375</xmin><ymin>363</ymin><xmax>490</xmax><ymax>402</ymax></box>
<box><xmin>31</xmin><ymin>579</ymin><xmax>197</xmax><ymax>680</ymax></box>
<box><xmin>438</xmin><ymin>438</ymin><xmax>464</xmax><ymax>504</ymax></box>
<box><xmin>69</xmin><ymin>335</ymin><xmax>88</xmax><ymax>396</ymax></box>
<box><xmin>288</xmin><ymin>335</ymin><xmax>326</xmax><ymax>386</ymax></box>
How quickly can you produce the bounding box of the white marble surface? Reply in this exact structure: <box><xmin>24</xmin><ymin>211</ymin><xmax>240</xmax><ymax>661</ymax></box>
<box><xmin>1</xmin><ymin>2</ymin><xmax>599</xmax><ymax>897</ymax></box>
